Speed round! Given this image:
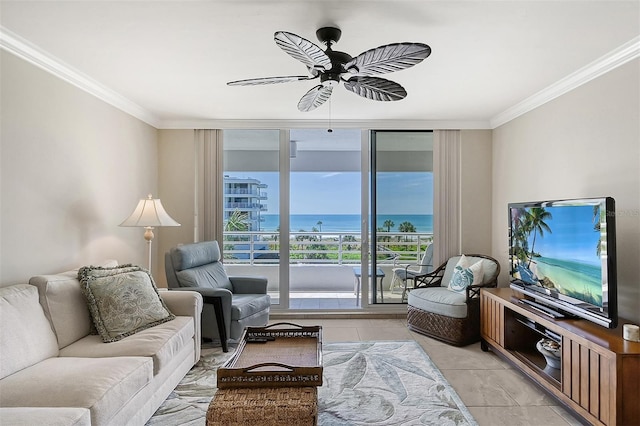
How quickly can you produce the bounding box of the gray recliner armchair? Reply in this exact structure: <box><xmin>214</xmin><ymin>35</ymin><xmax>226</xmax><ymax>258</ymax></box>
<box><xmin>165</xmin><ymin>241</ymin><xmax>270</xmax><ymax>352</ymax></box>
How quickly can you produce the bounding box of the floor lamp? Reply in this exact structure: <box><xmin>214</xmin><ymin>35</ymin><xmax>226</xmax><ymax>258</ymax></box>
<box><xmin>120</xmin><ymin>194</ymin><xmax>180</xmax><ymax>271</ymax></box>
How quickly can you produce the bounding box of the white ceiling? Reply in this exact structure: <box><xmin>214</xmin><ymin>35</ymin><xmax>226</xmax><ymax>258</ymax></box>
<box><xmin>1</xmin><ymin>1</ymin><xmax>639</xmax><ymax>129</ymax></box>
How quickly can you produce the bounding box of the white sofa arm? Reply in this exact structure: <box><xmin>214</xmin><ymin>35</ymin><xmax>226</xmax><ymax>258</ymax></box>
<box><xmin>159</xmin><ymin>290</ymin><xmax>203</xmax><ymax>363</ymax></box>
<box><xmin>160</xmin><ymin>289</ymin><xmax>202</xmax><ymax>316</ymax></box>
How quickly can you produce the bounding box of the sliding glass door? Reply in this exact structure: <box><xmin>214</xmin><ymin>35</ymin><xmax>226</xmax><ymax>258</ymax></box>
<box><xmin>288</xmin><ymin>129</ymin><xmax>362</xmax><ymax>309</ymax></box>
<box><xmin>220</xmin><ymin>129</ymin><xmax>433</xmax><ymax>309</ymax></box>
<box><xmin>371</xmin><ymin>131</ymin><xmax>434</xmax><ymax>303</ymax></box>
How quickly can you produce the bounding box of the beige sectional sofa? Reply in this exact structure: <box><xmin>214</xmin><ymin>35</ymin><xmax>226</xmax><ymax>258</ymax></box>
<box><xmin>0</xmin><ymin>266</ymin><xmax>203</xmax><ymax>426</ymax></box>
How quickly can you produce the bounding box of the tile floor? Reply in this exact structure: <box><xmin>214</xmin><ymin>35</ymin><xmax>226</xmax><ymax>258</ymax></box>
<box><xmin>268</xmin><ymin>317</ymin><xmax>583</xmax><ymax>426</ymax></box>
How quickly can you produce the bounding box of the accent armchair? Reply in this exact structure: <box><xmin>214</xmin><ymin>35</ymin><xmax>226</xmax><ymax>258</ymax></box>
<box><xmin>165</xmin><ymin>241</ymin><xmax>270</xmax><ymax>352</ymax></box>
<box><xmin>407</xmin><ymin>254</ymin><xmax>500</xmax><ymax>346</ymax></box>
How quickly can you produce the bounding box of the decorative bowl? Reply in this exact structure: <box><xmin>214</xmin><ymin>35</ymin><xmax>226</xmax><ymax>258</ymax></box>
<box><xmin>536</xmin><ymin>338</ymin><xmax>561</xmax><ymax>369</ymax></box>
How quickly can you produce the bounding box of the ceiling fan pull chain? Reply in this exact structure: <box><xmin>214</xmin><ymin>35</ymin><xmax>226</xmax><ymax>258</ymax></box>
<box><xmin>328</xmin><ymin>97</ymin><xmax>333</xmax><ymax>133</ymax></box>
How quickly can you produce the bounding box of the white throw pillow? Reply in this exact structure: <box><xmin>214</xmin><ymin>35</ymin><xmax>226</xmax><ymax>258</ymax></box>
<box><xmin>448</xmin><ymin>255</ymin><xmax>484</xmax><ymax>294</ymax></box>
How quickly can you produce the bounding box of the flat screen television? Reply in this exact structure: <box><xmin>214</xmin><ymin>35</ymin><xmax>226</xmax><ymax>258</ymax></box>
<box><xmin>508</xmin><ymin>197</ymin><xmax>617</xmax><ymax>328</ymax></box>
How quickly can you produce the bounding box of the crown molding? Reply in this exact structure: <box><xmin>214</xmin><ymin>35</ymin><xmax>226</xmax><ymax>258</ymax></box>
<box><xmin>490</xmin><ymin>36</ymin><xmax>640</xmax><ymax>129</ymax></box>
<box><xmin>0</xmin><ymin>26</ymin><xmax>161</xmax><ymax>128</ymax></box>
<box><xmin>158</xmin><ymin>119</ymin><xmax>492</xmax><ymax>130</ymax></box>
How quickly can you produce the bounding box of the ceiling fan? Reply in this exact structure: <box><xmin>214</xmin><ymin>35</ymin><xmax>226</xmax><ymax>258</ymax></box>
<box><xmin>227</xmin><ymin>27</ymin><xmax>431</xmax><ymax>112</ymax></box>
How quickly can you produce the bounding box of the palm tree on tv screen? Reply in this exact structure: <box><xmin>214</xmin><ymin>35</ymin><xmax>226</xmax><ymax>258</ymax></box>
<box><xmin>511</xmin><ymin>208</ymin><xmax>530</xmax><ymax>264</ymax></box>
<box><xmin>592</xmin><ymin>206</ymin><xmax>602</xmax><ymax>256</ymax></box>
<box><xmin>525</xmin><ymin>207</ymin><xmax>552</xmax><ymax>267</ymax></box>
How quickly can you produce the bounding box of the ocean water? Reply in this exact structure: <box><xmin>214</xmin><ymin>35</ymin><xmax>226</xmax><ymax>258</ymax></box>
<box><xmin>534</xmin><ymin>256</ymin><xmax>602</xmax><ymax>306</ymax></box>
<box><xmin>261</xmin><ymin>214</ymin><xmax>433</xmax><ymax>233</ymax></box>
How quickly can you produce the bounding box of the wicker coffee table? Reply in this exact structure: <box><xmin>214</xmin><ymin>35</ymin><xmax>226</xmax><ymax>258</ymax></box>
<box><xmin>207</xmin><ymin>323</ymin><xmax>322</xmax><ymax>425</ymax></box>
<box><xmin>206</xmin><ymin>386</ymin><xmax>317</xmax><ymax>426</ymax></box>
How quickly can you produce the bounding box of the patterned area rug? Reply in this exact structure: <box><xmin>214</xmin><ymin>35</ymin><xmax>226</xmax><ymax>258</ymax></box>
<box><xmin>148</xmin><ymin>341</ymin><xmax>477</xmax><ymax>426</ymax></box>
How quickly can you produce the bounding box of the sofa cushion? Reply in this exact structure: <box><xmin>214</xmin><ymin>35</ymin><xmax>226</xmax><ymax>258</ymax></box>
<box><xmin>0</xmin><ymin>285</ymin><xmax>59</xmax><ymax>379</ymax></box>
<box><xmin>0</xmin><ymin>407</ymin><xmax>91</xmax><ymax>426</ymax></box>
<box><xmin>59</xmin><ymin>316</ymin><xmax>194</xmax><ymax>376</ymax></box>
<box><xmin>29</xmin><ymin>272</ymin><xmax>93</xmax><ymax>349</ymax></box>
<box><xmin>407</xmin><ymin>287</ymin><xmax>468</xmax><ymax>318</ymax></box>
<box><xmin>0</xmin><ymin>356</ymin><xmax>152</xmax><ymax>426</ymax></box>
<box><xmin>78</xmin><ymin>265</ymin><xmax>175</xmax><ymax>342</ymax></box>
<box><xmin>29</xmin><ymin>260</ymin><xmax>119</xmax><ymax>349</ymax></box>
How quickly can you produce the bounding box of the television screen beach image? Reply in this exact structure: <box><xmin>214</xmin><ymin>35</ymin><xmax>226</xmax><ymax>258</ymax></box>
<box><xmin>510</xmin><ymin>202</ymin><xmax>606</xmax><ymax>307</ymax></box>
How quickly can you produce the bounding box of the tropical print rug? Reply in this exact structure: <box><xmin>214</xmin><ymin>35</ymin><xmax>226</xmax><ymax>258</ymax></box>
<box><xmin>148</xmin><ymin>341</ymin><xmax>477</xmax><ymax>426</ymax></box>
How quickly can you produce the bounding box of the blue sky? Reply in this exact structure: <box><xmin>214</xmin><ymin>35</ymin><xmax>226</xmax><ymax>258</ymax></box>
<box><xmin>526</xmin><ymin>205</ymin><xmax>601</xmax><ymax>265</ymax></box>
<box><xmin>227</xmin><ymin>171</ymin><xmax>433</xmax><ymax>215</ymax></box>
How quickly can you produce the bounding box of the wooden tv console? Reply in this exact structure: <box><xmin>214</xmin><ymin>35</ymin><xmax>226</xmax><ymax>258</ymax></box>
<box><xmin>480</xmin><ymin>288</ymin><xmax>640</xmax><ymax>426</ymax></box>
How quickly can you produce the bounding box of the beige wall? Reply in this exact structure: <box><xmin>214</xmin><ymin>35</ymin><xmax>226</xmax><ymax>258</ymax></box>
<box><xmin>492</xmin><ymin>59</ymin><xmax>640</xmax><ymax>324</ymax></box>
<box><xmin>0</xmin><ymin>51</ymin><xmax>159</xmax><ymax>284</ymax></box>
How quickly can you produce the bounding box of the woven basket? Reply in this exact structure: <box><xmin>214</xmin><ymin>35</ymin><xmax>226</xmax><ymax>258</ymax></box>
<box><xmin>206</xmin><ymin>386</ymin><xmax>317</xmax><ymax>426</ymax></box>
<box><xmin>407</xmin><ymin>299</ymin><xmax>481</xmax><ymax>346</ymax></box>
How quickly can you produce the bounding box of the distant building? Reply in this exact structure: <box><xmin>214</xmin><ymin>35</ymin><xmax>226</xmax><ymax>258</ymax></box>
<box><xmin>223</xmin><ymin>176</ymin><xmax>267</xmax><ymax>231</ymax></box>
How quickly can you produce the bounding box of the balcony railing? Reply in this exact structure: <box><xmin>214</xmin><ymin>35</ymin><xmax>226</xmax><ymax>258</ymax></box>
<box><xmin>222</xmin><ymin>231</ymin><xmax>433</xmax><ymax>265</ymax></box>
<box><xmin>224</xmin><ymin>202</ymin><xmax>267</xmax><ymax>210</ymax></box>
<box><xmin>224</xmin><ymin>189</ymin><xmax>267</xmax><ymax>197</ymax></box>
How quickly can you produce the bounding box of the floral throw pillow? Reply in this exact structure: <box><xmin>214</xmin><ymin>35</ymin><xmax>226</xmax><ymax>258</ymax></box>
<box><xmin>78</xmin><ymin>264</ymin><xmax>174</xmax><ymax>343</ymax></box>
<box><xmin>448</xmin><ymin>255</ymin><xmax>484</xmax><ymax>294</ymax></box>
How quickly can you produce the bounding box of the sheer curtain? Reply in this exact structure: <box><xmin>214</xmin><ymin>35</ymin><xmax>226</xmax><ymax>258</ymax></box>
<box><xmin>433</xmin><ymin>129</ymin><xmax>461</xmax><ymax>266</ymax></box>
<box><xmin>194</xmin><ymin>129</ymin><xmax>224</xmax><ymax>244</ymax></box>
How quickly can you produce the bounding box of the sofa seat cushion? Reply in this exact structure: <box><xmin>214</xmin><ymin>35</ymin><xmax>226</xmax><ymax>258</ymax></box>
<box><xmin>231</xmin><ymin>294</ymin><xmax>271</xmax><ymax>321</ymax></box>
<box><xmin>407</xmin><ymin>287</ymin><xmax>468</xmax><ymax>318</ymax></box>
<box><xmin>0</xmin><ymin>285</ymin><xmax>59</xmax><ymax>379</ymax></box>
<box><xmin>59</xmin><ymin>316</ymin><xmax>193</xmax><ymax>376</ymax></box>
<box><xmin>0</xmin><ymin>407</ymin><xmax>91</xmax><ymax>426</ymax></box>
<box><xmin>0</xmin><ymin>356</ymin><xmax>152</xmax><ymax>426</ymax></box>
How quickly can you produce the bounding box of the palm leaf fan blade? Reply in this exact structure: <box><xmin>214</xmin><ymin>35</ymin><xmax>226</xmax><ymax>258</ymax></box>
<box><xmin>344</xmin><ymin>77</ymin><xmax>407</xmax><ymax>101</ymax></box>
<box><xmin>298</xmin><ymin>85</ymin><xmax>333</xmax><ymax>112</ymax></box>
<box><xmin>345</xmin><ymin>43</ymin><xmax>431</xmax><ymax>75</ymax></box>
<box><xmin>227</xmin><ymin>75</ymin><xmax>314</xmax><ymax>86</ymax></box>
<box><xmin>274</xmin><ymin>31</ymin><xmax>332</xmax><ymax>71</ymax></box>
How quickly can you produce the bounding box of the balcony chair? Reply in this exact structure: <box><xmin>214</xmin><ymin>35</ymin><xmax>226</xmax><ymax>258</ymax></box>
<box><xmin>407</xmin><ymin>254</ymin><xmax>500</xmax><ymax>346</ymax></box>
<box><xmin>391</xmin><ymin>243</ymin><xmax>434</xmax><ymax>301</ymax></box>
<box><xmin>165</xmin><ymin>241</ymin><xmax>270</xmax><ymax>352</ymax></box>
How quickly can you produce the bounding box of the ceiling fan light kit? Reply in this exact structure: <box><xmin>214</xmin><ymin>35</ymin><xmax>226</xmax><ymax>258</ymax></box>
<box><xmin>227</xmin><ymin>27</ymin><xmax>431</xmax><ymax>112</ymax></box>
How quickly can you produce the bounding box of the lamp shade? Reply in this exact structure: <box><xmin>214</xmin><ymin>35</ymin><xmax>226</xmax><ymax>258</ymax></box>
<box><xmin>120</xmin><ymin>194</ymin><xmax>180</xmax><ymax>227</ymax></box>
